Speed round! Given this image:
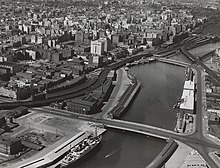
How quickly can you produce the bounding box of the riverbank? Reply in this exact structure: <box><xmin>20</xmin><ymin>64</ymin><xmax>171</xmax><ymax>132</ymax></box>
<box><xmin>146</xmin><ymin>139</ymin><xmax>178</xmax><ymax>168</ymax></box>
<box><xmin>110</xmin><ymin>77</ymin><xmax>141</xmax><ymax>119</ymax></box>
<box><xmin>105</xmin><ymin>58</ymin><xmax>216</xmax><ymax>168</ymax></box>
<box><xmin>101</xmin><ymin>65</ymin><xmax>183</xmax><ymax>167</ymax></box>
<box><xmin>165</xmin><ymin>141</ymin><xmax>207</xmax><ymax>168</ymax></box>
<box><xmin>99</xmin><ymin>68</ymin><xmax>132</xmax><ymax>119</ymax></box>
<box><xmin>99</xmin><ymin>66</ymin><xmax>142</xmax><ymax>120</ymax></box>
<box><xmin>9</xmin><ymin>129</ymin><xmax>106</xmax><ymax>168</ymax></box>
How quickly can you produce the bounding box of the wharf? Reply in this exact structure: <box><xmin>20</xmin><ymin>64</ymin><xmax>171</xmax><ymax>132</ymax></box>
<box><xmin>164</xmin><ymin>141</ymin><xmax>193</xmax><ymax>168</ymax></box>
<box><xmin>111</xmin><ymin>79</ymin><xmax>141</xmax><ymax>119</ymax></box>
<box><xmin>122</xmin><ymin>79</ymin><xmax>141</xmax><ymax>109</ymax></box>
<box><xmin>10</xmin><ymin>129</ymin><xmax>106</xmax><ymax>168</ymax></box>
<box><xmin>100</xmin><ymin>68</ymin><xmax>131</xmax><ymax>119</ymax></box>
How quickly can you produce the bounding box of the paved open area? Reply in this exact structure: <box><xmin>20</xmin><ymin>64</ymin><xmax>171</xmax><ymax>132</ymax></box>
<box><xmin>0</xmin><ymin>111</ymin><xmax>94</xmax><ymax>168</ymax></box>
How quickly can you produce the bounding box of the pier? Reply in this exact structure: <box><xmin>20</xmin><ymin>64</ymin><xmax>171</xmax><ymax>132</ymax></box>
<box><xmin>11</xmin><ymin>129</ymin><xmax>106</xmax><ymax>168</ymax></box>
<box><xmin>110</xmin><ymin>79</ymin><xmax>141</xmax><ymax>119</ymax></box>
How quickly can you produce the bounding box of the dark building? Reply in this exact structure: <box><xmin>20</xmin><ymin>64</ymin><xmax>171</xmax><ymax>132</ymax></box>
<box><xmin>13</xmin><ymin>106</ymin><xmax>28</xmax><ymax>118</ymax></box>
<box><xmin>108</xmin><ymin>47</ymin><xmax>129</xmax><ymax>60</ymax></box>
<box><xmin>51</xmin><ymin>52</ymin><xmax>62</xmax><ymax>63</ymax></box>
<box><xmin>72</xmin><ymin>45</ymin><xmax>90</xmax><ymax>53</ymax></box>
<box><xmin>0</xmin><ymin>62</ymin><xmax>22</xmax><ymax>75</ymax></box>
<box><xmin>111</xmin><ymin>34</ymin><xmax>120</xmax><ymax>44</ymax></box>
<box><xmin>66</xmin><ymin>98</ymin><xmax>97</xmax><ymax>114</ymax></box>
<box><xmin>88</xmin><ymin>55</ymin><xmax>104</xmax><ymax>67</ymax></box>
<box><xmin>0</xmin><ymin>136</ymin><xmax>23</xmax><ymax>155</ymax></box>
<box><xmin>75</xmin><ymin>30</ymin><xmax>84</xmax><ymax>45</ymax></box>
<box><xmin>98</xmin><ymin>29</ymin><xmax>106</xmax><ymax>38</ymax></box>
<box><xmin>0</xmin><ymin>117</ymin><xmax>6</xmax><ymax>128</ymax></box>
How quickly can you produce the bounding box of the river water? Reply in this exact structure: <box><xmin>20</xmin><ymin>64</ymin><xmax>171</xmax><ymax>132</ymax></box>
<box><xmin>69</xmin><ymin>42</ymin><xmax>220</xmax><ymax>168</ymax></box>
<box><xmin>123</xmin><ymin>63</ymin><xmax>184</xmax><ymax>130</ymax></box>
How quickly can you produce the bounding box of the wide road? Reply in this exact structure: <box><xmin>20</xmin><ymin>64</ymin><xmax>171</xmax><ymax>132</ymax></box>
<box><xmin>31</xmin><ymin>105</ymin><xmax>220</xmax><ymax>156</ymax></box>
<box><xmin>180</xmin><ymin>48</ymin><xmax>220</xmax><ymax>167</ymax></box>
<box><xmin>184</xmin><ymin>67</ymin><xmax>220</xmax><ymax>168</ymax></box>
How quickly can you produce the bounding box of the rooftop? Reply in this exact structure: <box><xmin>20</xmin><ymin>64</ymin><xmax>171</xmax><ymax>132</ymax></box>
<box><xmin>67</xmin><ymin>98</ymin><xmax>95</xmax><ymax>107</ymax></box>
<box><xmin>0</xmin><ymin>135</ymin><xmax>20</xmax><ymax>146</ymax></box>
<box><xmin>183</xmin><ymin>80</ymin><xmax>194</xmax><ymax>90</ymax></box>
<box><xmin>180</xmin><ymin>89</ymin><xmax>194</xmax><ymax>111</ymax></box>
<box><xmin>0</xmin><ymin>61</ymin><xmax>16</xmax><ymax>67</ymax></box>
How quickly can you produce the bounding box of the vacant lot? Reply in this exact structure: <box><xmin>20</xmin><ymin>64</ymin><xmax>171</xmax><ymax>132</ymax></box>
<box><xmin>0</xmin><ymin>112</ymin><xmax>92</xmax><ymax>167</ymax></box>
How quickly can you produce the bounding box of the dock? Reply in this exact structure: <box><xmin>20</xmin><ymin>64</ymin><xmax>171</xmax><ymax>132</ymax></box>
<box><xmin>11</xmin><ymin>128</ymin><xmax>106</xmax><ymax>168</ymax></box>
<box><xmin>110</xmin><ymin>78</ymin><xmax>141</xmax><ymax>119</ymax></box>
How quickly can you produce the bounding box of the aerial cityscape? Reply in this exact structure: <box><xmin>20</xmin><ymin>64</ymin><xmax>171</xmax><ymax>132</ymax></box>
<box><xmin>1</xmin><ymin>0</ymin><xmax>220</xmax><ymax>167</ymax></box>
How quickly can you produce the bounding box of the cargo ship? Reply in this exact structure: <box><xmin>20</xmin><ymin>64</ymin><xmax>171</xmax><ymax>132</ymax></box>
<box><xmin>57</xmin><ymin>135</ymin><xmax>102</xmax><ymax>168</ymax></box>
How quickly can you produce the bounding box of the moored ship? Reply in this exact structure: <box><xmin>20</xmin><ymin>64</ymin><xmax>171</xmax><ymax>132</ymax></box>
<box><xmin>57</xmin><ymin>135</ymin><xmax>102</xmax><ymax>168</ymax></box>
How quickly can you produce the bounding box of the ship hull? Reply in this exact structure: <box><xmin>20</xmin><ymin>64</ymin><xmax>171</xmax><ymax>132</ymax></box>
<box><xmin>58</xmin><ymin>136</ymin><xmax>102</xmax><ymax>168</ymax></box>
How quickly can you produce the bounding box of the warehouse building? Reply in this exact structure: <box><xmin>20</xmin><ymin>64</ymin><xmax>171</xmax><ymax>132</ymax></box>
<box><xmin>0</xmin><ymin>136</ymin><xmax>23</xmax><ymax>155</ymax></box>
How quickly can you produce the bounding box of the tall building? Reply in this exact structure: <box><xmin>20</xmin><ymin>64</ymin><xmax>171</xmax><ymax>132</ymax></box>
<box><xmin>75</xmin><ymin>30</ymin><xmax>84</xmax><ymax>45</ymax></box>
<box><xmin>51</xmin><ymin>52</ymin><xmax>62</xmax><ymax>63</ymax></box>
<box><xmin>98</xmin><ymin>38</ymin><xmax>111</xmax><ymax>52</ymax></box>
<box><xmin>112</xmin><ymin>34</ymin><xmax>120</xmax><ymax>44</ymax></box>
<box><xmin>88</xmin><ymin>55</ymin><xmax>104</xmax><ymax>67</ymax></box>
<box><xmin>31</xmin><ymin>35</ymin><xmax>37</xmax><ymax>44</ymax></box>
<box><xmin>90</xmin><ymin>39</ymin><xmax>105</xmax><ymax>56</ymax></box>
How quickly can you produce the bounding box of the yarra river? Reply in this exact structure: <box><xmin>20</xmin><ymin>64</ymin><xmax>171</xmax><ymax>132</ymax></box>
<box><xmin>71</xmin><ymin>42</ymin><xmax>220</xmax><ymax>168</ymax></box>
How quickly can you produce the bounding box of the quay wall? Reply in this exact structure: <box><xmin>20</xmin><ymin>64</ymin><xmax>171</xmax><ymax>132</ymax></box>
<box><xmin>12</xmin><ymin>129</ymin><xmax>106</xmax><ymax>168</ymax></box>
<box><xmin>146</xmin><ymin>139</ymin><xmax>178</xmax><ymax>168</ymax></box>
<box><xmin>111</xmin><ymin>78</ymin><xmax>141</xmax><ymax>119</ymax></box>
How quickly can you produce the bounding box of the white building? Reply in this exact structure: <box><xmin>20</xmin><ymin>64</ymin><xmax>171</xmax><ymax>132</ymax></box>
<box><xmin>180</xmin><ymin>80</ymin><xmax>195</xmax><ymax>114</ymax></box>
<box><xmin>183</xmin><ymin>80</ymin><xmax>194</xmax><ymax>90</ymax></box>
<box><xmin>91</xmin><ymin>39</ymin><xmax>105</xmax><ymax>56</ymax></box>
<box><xmin>31</xmin><ymin>35</ymin><xmax>37</xmax><ymax>44</ymax></box>
<box><xmin>180</xmin><ymin>89</ymin><xmax>194</xmax><ymax>114</ymax></box>
<box><xmin>180</xmin><ymin>150</ymin><xmax>207</xmax><ymax>168</ymax></box>
<box><xmin>26</xmin><ymin>50</ymin><xmax>37</xmax><ymax>60</ymax></box>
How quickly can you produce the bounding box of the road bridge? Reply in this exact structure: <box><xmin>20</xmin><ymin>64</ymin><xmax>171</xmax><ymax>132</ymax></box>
<box><xmin>32</xmin><ymin>106</ymin><xmax>220</xmax><ymax>152</ymax></box>
<box><xmin>103</xmin><ymin>119</ymin><xmax>179</xmax><ymax>140</ymax></box>
<box><xmin>180</xmin><ymin>47</ymin><xmax>220</xmax><ymax>86</ymax></box>
<box><xmin>156</xmin><ymin>58</ymin><xmax>188</xmax><ymax>67</ymax></box>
